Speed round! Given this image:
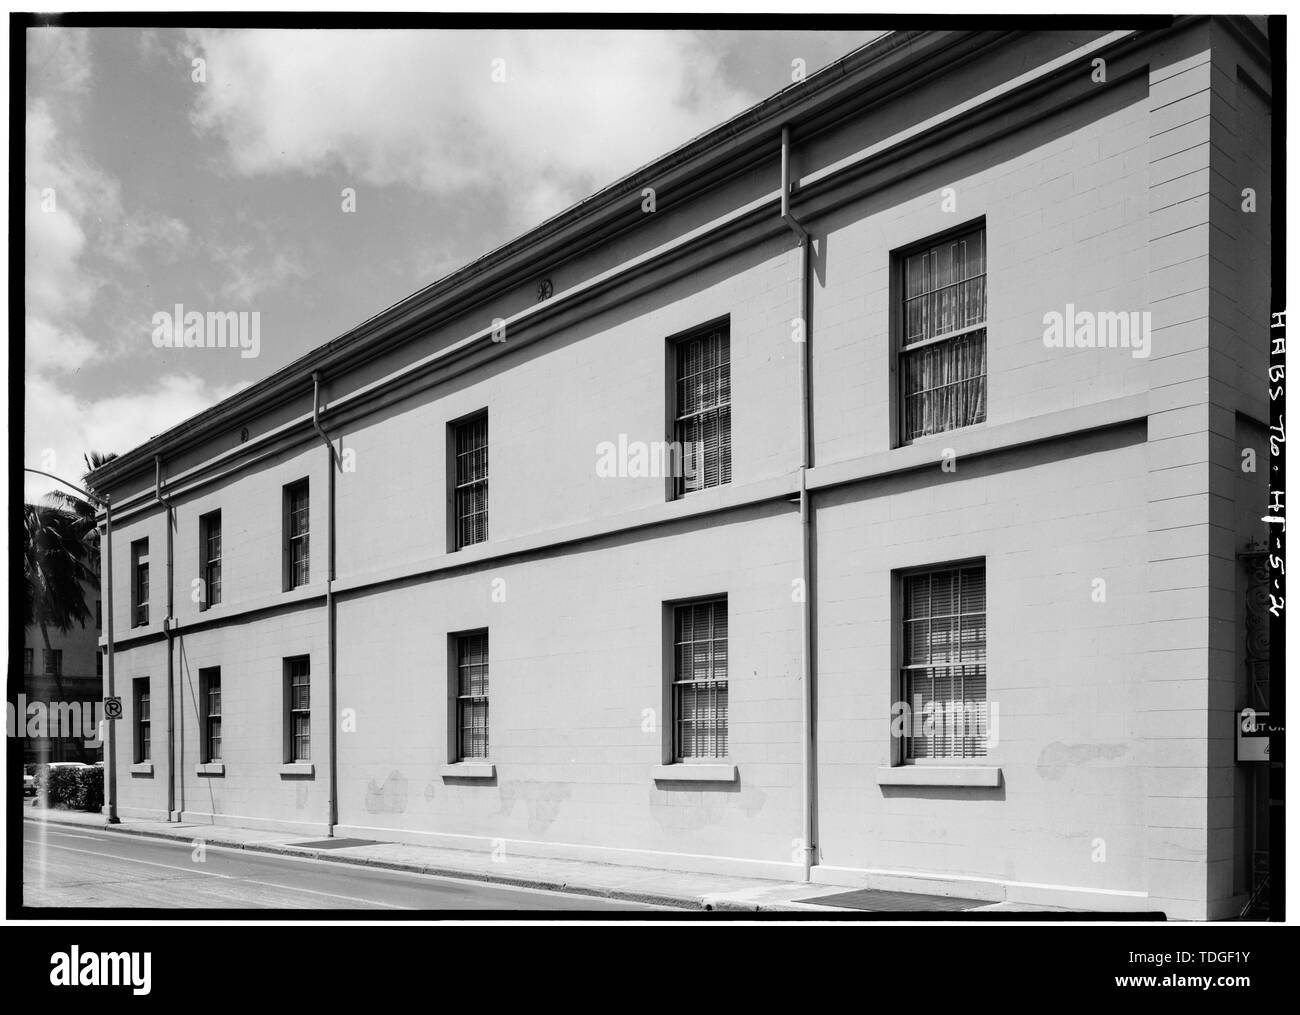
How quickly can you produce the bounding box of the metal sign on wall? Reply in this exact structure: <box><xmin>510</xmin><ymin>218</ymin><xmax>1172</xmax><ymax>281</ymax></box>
<box><xmin>1237</xmin><ymin>709</ymin><xmax>1275</xmax><ymax>762</ymax></box>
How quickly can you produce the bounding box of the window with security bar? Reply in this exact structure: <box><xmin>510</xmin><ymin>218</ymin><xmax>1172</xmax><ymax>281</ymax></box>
<box><xmin>132</xmin><ymin>539</ymin><xmax>149</xmax><ymax>627</ymax></box>
<box><xmin>673</xmin><ymin>323</ymin><xmax>731</xmax><ymax>496</ymax></box>
<box><xmin>201</xmin><ymin>510</ymin><xmax>222</xmax><ymax>608</ymax></box>
<box><xmin>898</xmin><ymin>225</ymin><xmax>987</xmax><ymax>443</ymax></box>
<box><xmin>900</xmin><ymin>563</ymin><xmax>987</xmax><ymax>760</ymax></box>
<box><xmin>135</xmin><ymin>678</ymin><xmax>151</xmax><ymax>763</ymax></box>
<box><xmin>285</xmin><ymin>481</ymin><xmax>309</xmax><ymax>589</ymax></box>
<box><xmin>453</xmin><ymin>413</ymin><xmax>489</xmax><ymax>549</ymax></box>
<box><xmin>202</xmin><ymin>667</ymin><xmax>222</xmax><ymax>763</ymax></box>
<box><xmin>455</xmin><ymin>632</ymin><xmax>489</xmax><ymax>761</ymax></box>
<box><xmin>672</xmin><ymin>598</ymin><xmax>728</xmax><ymax>760</ymax></box>
<box><xmin>286</xmin><ymin>657</ymin><xmax>310</xmax><ymax>762</ymax></box>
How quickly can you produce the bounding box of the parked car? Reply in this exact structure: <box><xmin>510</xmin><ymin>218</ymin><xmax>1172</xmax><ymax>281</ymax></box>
<box><xmin>23</xmin><ymin>766</ymin><xmax>36</xmax><ymax>796</ymax></box>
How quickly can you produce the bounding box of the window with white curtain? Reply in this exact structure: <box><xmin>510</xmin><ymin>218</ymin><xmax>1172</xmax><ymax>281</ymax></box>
<box><xmin>672</xmin><ymin>322</ymin><xmax>731</xmax><ymax>496</ymax></box>
<box><xmin>898</xmin><ymin>225</ymin><xmax>987</xmax><ymax>443</ymax></box>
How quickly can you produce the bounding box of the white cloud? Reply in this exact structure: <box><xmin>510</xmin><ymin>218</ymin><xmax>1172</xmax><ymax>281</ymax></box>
<box><xmin>25</xmin><ymin>317</ymin><xmax>101</xmax><ymax>373</ymax></box>
<box><xmin>26</xmin><ymin>86</ymin><xmax>189</xmax><ymax>373</ymax></box>
<box><xmin>25</xmin><ymin>102</ymin><xmax>111</xmax><ymax>323</ymax></box>
<box><xmin>24</xmin><ymin>373</ymin><xmax>246</xmax><ymax>502</ymax></box>
<box><xmin>206</xmin><ymin>221</ymin><xmax>310</xmax><ymax>305</ymax></box>
<box><xmin>27</xmin><ymin>26</ymin><xmax>93</xmax><ymax>98</ymax></box>
<box><xmin>186</xmin><ymin>29</ymin><xmax>754</xmax><ymax>230</ymax></box>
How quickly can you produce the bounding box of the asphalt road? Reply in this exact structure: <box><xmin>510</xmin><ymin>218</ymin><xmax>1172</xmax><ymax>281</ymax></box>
<box><xmin>23</xmin><ymin>821</ymin><xmax>663</xmax><ymax>912</ymax></box>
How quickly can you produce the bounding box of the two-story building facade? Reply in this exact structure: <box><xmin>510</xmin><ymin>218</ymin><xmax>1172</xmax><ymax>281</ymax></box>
<box><xmin>88</xmin><ymin>20</ymin><xmax>1275</xmax><ymax>919</ymax></box>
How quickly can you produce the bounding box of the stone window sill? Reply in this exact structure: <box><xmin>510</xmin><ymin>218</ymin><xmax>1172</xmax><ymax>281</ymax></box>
<box><xmin>440</xmin><ymin>763</ymin><xmax>495</xmax><ymax>780</ymax></box>
<box><xmin>196</xmin><ymin>762</ymin><xmax>225</xmax><ymax>777</ymax></box>
<box><xmin>279</xmin><ymin>763</ymin><xmax>314</xmax><ymax>778</ymax></box>
<box><xmin>876</xmin><ymin>765</ymin><xmax>1001</xmax><ymax>788</ymax></box>
<box><xmin>651</xmin><ymin>763</ymin><xmax>737</xmax><ymax>783</ymax></box>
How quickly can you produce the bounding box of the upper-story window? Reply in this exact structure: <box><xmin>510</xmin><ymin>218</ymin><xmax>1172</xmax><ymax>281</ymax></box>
<box><xmin>200</xmin><ymin>510</ymin><xmax>222</xmax><ymax>609</ymax></box>
<box><xmin>897</xmin><ymin>224</ymin><xmax>987</xmax><ymax>443</ymax></box>
<box><xmin>43</xmin><ymin>649</ymin><xmax>62</xmax><ymax>676</ymax></box>
<box><xmin>131</xmin><ymin>539</ymin><xmax>149</xmax><ymax>627</ymax></box>
<box><xmin>452</xmin><ymin>412</ymin><xmax>489</xmax><ymax>550</ymax></box>
<box><xmin>285</xmin><ymin>481</ymin><xmax>310</xmax><ymax>590</ymax></box>
<box><xmin>672</xmin><ymin>321</ymin><xmax>731</xmax><ymax>496</ymax></box>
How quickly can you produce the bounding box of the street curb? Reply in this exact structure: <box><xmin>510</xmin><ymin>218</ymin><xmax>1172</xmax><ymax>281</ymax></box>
<box><xmin>25</xmin><ymin>813</ymin><xmax>791</xmax><ymax>912</ymax></box>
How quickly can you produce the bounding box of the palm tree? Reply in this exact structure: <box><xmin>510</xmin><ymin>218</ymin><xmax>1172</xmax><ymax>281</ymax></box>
<box><xmin>25</xmin><ymin>451</ymin><xmax>117</xmax><ymax>700</ymax></box>
<box><xmin>23</xmin><ymin>504</ymin><xmax>93</xmax><ymax>700</ymax></box>
<box><xmin>47</xmin><ymin>451</ymin><xmax>117</xmax><ymax>564</ymax></box>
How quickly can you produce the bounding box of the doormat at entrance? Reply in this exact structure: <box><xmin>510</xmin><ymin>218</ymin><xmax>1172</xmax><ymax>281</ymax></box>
<box><xmin>289</xmin><ymin>838</ymin><xmax>383</xmax><ymax>850</ymax></box>
<box><xmin>801</xmin><ymin>888</ymin><xmax>988</xmax><ymax>912</ymax></box>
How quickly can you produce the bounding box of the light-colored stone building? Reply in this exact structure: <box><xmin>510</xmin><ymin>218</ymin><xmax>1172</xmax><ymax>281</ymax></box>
<box><xmin>90</xmin><ymin>20</ymin><xmax>1275</xmax><ymax>919</ymax></box>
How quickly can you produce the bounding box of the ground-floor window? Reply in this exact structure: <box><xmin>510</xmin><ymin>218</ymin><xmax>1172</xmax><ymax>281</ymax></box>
<box><xmin>454</xmin><ymin>632</ymin><xmax>489</xmax><ymax>761</ymax></box>
<box><xmin>672</xmin><ymin>597</ymin><xmax>729</xmax><ymax>760</ymax></box>
<box><xmin>201</xmin><ymin>667</ymin><xmax>222</xmax><ymax>762</ymax></box>
<box><xmin>134</xmin><ymin>678</ymin><xmax>151</xmax><ymax>763</ymax></box>
<box><xmin>900</xmin><ymin>561</ymin><xmax>987</xmax><ymax>759</ymax></box>
<box><xmin>285</xmin><ymin>657</ymin><xmax>310</xmax><ymax>762</ymax></box>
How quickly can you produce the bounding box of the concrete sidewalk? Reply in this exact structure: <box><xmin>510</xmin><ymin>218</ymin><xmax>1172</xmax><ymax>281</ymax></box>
<box><xmin>24</xmin><ymin>804</ymin><xmax>838</xmax><ymax>912</ymax></box>
<box><xmin>23</xmin><ymin>803</ymin><xmax>1064</xmax><ymax>914</ymax></box>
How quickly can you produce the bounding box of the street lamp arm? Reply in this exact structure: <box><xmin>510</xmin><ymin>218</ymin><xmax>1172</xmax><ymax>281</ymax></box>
<box><xmin>23</xmin><ymin>467</ymin><xmax>109</xmax><ymax>507</ymax></box>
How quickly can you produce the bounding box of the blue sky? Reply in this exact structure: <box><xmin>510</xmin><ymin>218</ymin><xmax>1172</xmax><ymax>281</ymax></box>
<box><xmin>24</xmin><ymin>26</ymin><xmax>879</xmax><ymax>500</ymax></box>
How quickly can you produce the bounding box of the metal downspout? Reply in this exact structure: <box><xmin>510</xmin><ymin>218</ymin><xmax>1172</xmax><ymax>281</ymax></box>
<box><xmin>312</xmin><ymin>373</ymin><xmax>341</xmax><ymax>834</ymax></box>
<box><xmin>155</xmin><ymin>456</ymin><xmax>177</xmax><ymax>821</ymax></box>
<box><xmin>782</xmin><ymin>125</ymin><xmax>816</xmax><ymax>882</ymax></box>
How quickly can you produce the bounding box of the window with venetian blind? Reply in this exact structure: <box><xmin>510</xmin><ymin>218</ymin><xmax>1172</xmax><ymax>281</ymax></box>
<box><xmin>899</xmin><ymin>562</ymin><xmax>987</xmax><ymax>760</ymax></box>
<box><xmin>132</xmin><ymin>538</ymin><xmax>150</xmax><ymax>627</ymax></box>
<box><xmin>134</xmin><ymin>678</ymin><xmax>151</xmax><ymax>763</ymax></box>
<box><xmin>454</xmin><ymin>632</ymin><xmax>489</xmax><ymax>761</ymax></box>
<box><xmin>285</xmin><ymin>481</ymin><xmax>309</xmax><ymax>590</ymax></box>
<box><xmin>452</xmin><ymin>412</ymin><xmax>489</xmax><ymax>550</ymax></box>
<box><xmin>898</xmin><ymin>225</ymin><xmax>987</xmax><ymax>443</ymax></box>
<box><xmin>201</xmin><ymin>667</ymin><xmax>222</xmax><ymax>763</ymax></box>
<box><xmin>672</xmin><ymin>322</ymin><xmax>731</xmax><ymax>496</ymax></box>
<box><xmin>285</xmin><ymin>656</ymin><xmax>310</xmax><ymax>763</ymax></box>
<box><xmin>672</xmin><ymin>597</ymin><xmax>729</xmax><ymax>760</ymax></box>
<box><xmin>200</xmin><ymin>510</ymin><xmax>222</xmax><ymax>608</ymax></box>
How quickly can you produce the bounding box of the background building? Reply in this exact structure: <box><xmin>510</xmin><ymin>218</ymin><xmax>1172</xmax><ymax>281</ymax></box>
<box><xmin>22</xmin><ymin>573</ymin><xmax>103</xmax><ymax>766</ymax></box>
<box><xmin>88</xmin><ymin>19</ymin><xmax>1274</xmax><ymax>920</ymax></box>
